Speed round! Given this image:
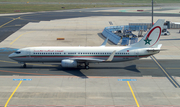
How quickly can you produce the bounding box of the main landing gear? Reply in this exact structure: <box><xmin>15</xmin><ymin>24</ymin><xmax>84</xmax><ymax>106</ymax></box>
<box><xmin>85</xmin><ymin>62</ymin><xmax>89</xmax><ymax>69</ymax></box>
<box><xmin>18</xmin><ymin>62</ymin><xmax>27</xmax><ymax>68</ymax></box>
<box><xmin>23</xmin><ymin>63</ymin><xmax>26</xmax><ymax>68</ymax></box>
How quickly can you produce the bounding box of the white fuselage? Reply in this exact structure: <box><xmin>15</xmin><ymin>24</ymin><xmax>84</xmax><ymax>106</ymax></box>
<box><xmin>8</xmin><ymin>19</ymin><xmax>164</xmax><ymax>68</ymax></box>
<box><xmin>9</xmin><ymin>46</ymin><xmax>157</xmax><ymax>63</ymax></box>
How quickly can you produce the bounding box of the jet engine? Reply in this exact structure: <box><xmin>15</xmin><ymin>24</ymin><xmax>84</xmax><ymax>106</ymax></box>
<box><xmin>61</xmin><ymin>59</ymin><xmax>77</xmax><ymax>68</ymax></box>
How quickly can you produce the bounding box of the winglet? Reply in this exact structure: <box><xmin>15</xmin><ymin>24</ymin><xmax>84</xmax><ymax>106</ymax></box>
<box><xmin>100</xmin><ymin>37</ymin><xmax>108</xmax><ymax>47</ymax></box>
<box><xmin>106</xmin><ymin>50</ymin><xmax>116</xmax><ymax>61</ymax></box>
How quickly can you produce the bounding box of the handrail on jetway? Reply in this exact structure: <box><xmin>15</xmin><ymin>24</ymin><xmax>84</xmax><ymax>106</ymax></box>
<box><xmin>121</xmin><ymin>37</ymin><xmax>129</xmax><ymax>46</ymax></box>
<box><xmin>102</xmin><ymin>25</ymin><xmax>147</xmax><ymax>45</ymax></box>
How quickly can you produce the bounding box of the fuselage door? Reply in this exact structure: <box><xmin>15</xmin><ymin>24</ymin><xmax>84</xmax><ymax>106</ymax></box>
<box><xmin>26</xmin><ymin>49</ymin><xmax>31</xmax><ymax>60</ymax></box>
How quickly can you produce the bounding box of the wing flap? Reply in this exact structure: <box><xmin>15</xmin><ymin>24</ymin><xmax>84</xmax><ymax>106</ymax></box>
<box><xmin>69</xmin><ymin>58</ymin><xmax>105</xmax><ymax>62</ymax></box>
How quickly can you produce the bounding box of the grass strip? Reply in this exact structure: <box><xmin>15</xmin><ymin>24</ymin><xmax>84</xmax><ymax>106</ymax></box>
<box><xmin>0</xmin><ymin>0</ymin><xmax>180</xmax><ymax>3</ymax></box>
<box><xmin>0</xmin><ymin>4</ymin><xmax>149</xmax><ymax>14</ymax></box>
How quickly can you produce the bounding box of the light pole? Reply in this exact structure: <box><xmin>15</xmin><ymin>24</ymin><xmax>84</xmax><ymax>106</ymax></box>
<box><xmin>152</xmin><ymin>0</ymin><xmax>153</xmax><ymax>27</ymax></box>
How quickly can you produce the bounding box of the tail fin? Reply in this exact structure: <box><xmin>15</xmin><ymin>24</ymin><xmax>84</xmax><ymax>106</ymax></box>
<box><xmin>130</xmin><ymin>19</ymin><xmax>165</xmax><ymax>48</ymax></box>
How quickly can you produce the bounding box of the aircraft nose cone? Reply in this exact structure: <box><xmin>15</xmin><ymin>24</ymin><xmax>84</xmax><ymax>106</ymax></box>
<box><xmin>8</xmin><ymin>53</ymin><xmax>14</xmax><ymax>58</ymax></box>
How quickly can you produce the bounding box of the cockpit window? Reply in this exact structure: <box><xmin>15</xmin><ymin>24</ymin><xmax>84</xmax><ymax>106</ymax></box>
<box><xmin>15</xmin><ymin>51</ymin><xmax>21</xmax><ymax>54</ymax></box>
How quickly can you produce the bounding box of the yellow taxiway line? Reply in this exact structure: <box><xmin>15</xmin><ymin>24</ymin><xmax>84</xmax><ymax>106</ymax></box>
<box><xmin>0</xmin><ymin>17</ymin><xmax>20</xmax><ymax>28</ymax></box>
<box><xmin>10</xmin><ymin>31</ymin><xmax>34</xmax><ymax>45</ymax></box>
<box><xmin>4</xmin><ymin>81</ymin><xmax>22</xmax><ymax>107</ymax></box>
<box><xmin>127</xmin><ymin>81</ymin><xmax>140</xmax><ymax>107</ymax></box>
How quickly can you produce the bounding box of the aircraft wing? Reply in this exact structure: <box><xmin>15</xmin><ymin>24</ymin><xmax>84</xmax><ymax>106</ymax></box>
<box><xmin>69</xmin><ymin>50</ymin><xmax>116</xmax><ymax>62</ymax></box>
<box><xmin>69</xmin><ymin>58</ymin><xmax>105</xmax><ymax>62</ymax></box>
<box><xmin>100</xmin><ymin>38</ymin><xmax>108</xmax><ymax>47</ymax></box>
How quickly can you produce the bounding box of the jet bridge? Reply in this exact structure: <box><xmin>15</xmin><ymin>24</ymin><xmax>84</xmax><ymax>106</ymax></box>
<box><xmin>102</xmin><ymin>25</ymin><xmax>147</xmax><ymax>45</ymax></box>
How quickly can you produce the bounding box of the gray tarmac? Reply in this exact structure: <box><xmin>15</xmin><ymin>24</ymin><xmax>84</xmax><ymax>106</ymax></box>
<box><xmin>0</xmin><ymin>52</ymin><xmax>179</xmax><ymax>77</ymax></box>
<box><xmin>0</xmin><ymin>7</ymin><xmax>180</xmax><ymax>107</ymax></box>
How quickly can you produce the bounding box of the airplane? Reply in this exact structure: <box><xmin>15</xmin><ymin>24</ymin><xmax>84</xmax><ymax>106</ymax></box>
<box><xmin>9</xmin><ymin>19</ymin><xmax>165</xmax><ymax>69</ymax></box>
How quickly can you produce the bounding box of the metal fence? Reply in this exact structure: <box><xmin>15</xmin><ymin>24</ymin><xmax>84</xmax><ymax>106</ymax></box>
<box><xmin>129</xmin><ymin>23</ymin><xmax>152</xmax><ymax>29</ymax></box>
<box><xmin>129</xmin><ymin>23</ymin><xmax>180</xmax><ymax>29</ymax></box>
<box><xmin>129</xmin><ymin>25</ymin><xmax>147</xmax><ymax>31</ymax></box>
<box><xmin>170</xmin><ymin>23</ymin><xmax>180</xmax><ymax>29</ymax></box>
<box><xmin>130</xmin><ymin>38</ymin><xmax>138</xmax><ymax>45</ymax></box>
<box><xmin>121</xmin><ymin>37</ymin><xmax>129</xmax><ymax>46</ymax></box>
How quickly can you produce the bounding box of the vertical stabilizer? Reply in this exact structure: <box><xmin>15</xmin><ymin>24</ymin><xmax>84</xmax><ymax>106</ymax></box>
<box><xmin>130</xmin><ymin>19</ymin><xmax>165</xmax><ymax>48</ymax></box>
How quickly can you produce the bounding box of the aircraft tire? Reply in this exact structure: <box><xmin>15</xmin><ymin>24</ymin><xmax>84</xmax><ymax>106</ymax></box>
<box><xmin>85</xmin><ymin>65</ymin><xmax>89</xmax><ymax>69</ymax></box>
<box><xmin>23</xmin><ymin>64</ymin><xmax>26</xmax><ymax>68</ymax></box>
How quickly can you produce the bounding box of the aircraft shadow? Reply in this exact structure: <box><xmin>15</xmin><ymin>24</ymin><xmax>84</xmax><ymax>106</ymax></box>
<box><xmin>50</xmin><ymin>65</ymin><xmax>88</xmax><ymax>78</ymax></box>
<box><xmin>89</xmin><ymin>65</ymin><xmax>140</xmax><ymax>72</ymax></box>
<box><xmin>0</xmin><ymin>64</ymin><xmax>140</xmax><ymax>77</ymax></box>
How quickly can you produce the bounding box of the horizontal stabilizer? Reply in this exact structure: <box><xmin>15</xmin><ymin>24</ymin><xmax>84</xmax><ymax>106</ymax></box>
<box><xmin>147</xmin><ymin>44</ymin><xmax>162</xmax><ymax>52</ymax></box>
<box><xmin>157</xmin><ymin>44</ymin><xmax>162</xmax><ymax>49</ymax></box>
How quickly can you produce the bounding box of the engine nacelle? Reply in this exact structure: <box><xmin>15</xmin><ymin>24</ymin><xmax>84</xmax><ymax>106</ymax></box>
<box><xmin>61</xmin><ymin>59</ymin><xmax>77</xmax><ymax>68</ymax></box>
